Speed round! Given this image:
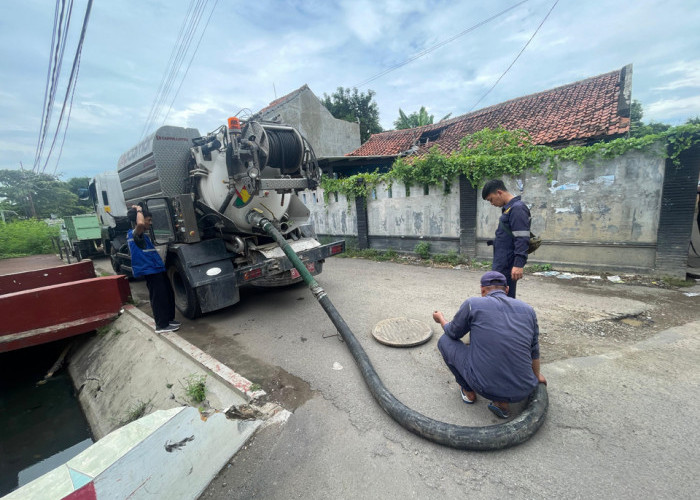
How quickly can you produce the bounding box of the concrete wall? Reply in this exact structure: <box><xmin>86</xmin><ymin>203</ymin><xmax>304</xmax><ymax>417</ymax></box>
<box><xmin>261</xmin><ymin>88</ymin><xmax>360</xmax><ymax>157</ymax></box>
<box><xmin>306</xmin><ymin>145</ymin><xmax>694</xmax><ymax>274</ymax></box>
<box><xmin>476</xmin><ymin>149</ymin><xmax>666</xmax><ymax>271</ymax></box>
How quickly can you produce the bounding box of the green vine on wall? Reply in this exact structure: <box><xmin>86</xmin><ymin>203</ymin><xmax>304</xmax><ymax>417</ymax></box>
<box><xmin>319</xmin><ymin>124</ymin><xmax>700</xmax><ymax>202</ymax></box>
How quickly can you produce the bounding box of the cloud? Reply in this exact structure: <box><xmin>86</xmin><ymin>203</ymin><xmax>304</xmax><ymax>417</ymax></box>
<box><xmin>645</xmin><ymin>95</ymin><xmax>700</xmax><ymax>122</ymax></box>
<box><xmin>652</xmin><ymin>63</ymin><xmax>700</xmax><ymax>91</ymax></box>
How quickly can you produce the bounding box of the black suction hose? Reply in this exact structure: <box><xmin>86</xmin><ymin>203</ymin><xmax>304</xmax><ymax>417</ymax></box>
<box><xmin>248</xmin><ymin>210</ymin><xmax>548</xmax><ymax>451</ymax></box>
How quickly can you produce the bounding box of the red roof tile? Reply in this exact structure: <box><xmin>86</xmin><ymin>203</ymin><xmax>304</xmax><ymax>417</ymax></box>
<box><xmin>348</xmin><ymin>65</ymin><xmax>632</xmax><ymax>157</ymax></box>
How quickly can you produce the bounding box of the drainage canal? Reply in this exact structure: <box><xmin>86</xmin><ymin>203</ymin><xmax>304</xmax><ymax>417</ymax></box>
<box><xmin>0</xmin><ymin>339</ymin><xmax>93</xmax><ymax>496</ymax></box>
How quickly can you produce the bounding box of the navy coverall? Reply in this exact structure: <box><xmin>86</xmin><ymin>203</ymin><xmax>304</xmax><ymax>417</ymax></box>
<box><xmin>492</xmin><ymin>195</ymin><xmax>530</xmax><ymax>298</ymax></box>
<box><xmin>437</xmin><ymin>290</ymin><xmax>540</xmax><ymax>402</ymax></box>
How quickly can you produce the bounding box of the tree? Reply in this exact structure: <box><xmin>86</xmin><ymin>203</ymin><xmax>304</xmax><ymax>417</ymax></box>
<box><xmin>629</xmin><ymin>100</ymin><xmax>670</xmax><ymax>138</ymax></box>
<box><xmin>322</xmin><ymin>87</ymin><xmax>383</xmax><ymax>143</ymax></box>
<box><xmin>394</xmin><ymin>106</ymin><xmax>452</xmax><ymax>130</ymax></box>
<box><xmin>0</xmin><ymin>169</ymin><xmax>90</xmax><ymax>218</ymax></box>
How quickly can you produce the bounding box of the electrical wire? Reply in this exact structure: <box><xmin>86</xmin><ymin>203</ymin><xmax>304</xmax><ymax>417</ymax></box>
<box><xmin>468</xmin><ymin>0</ymin><xmax>559</xmax><ymax>112</ymax></box>
<box><xmin>140</xmin><ymin>0</ymin><xmax>212</xmax><ymax>138</ymax></box>
<box><xmin>352</xmin><ymin>0</ymin><xmax>530</xmax><ymax>89</ymax></box>
<box><xmin>140</xmin><ymin>0</ymin><xmax>198</xmax><ymax>138</ymax></box>
<box><xmin>34</xmin><ymin>0</ymin><xmax>75</xmax><ymax>173</ymax></box>
<box><xmin>162</xmin><ymin>0</ymin><xmax>219</xmax><ymax>125</ymax></box>
<box><xmin>41</xmin><ymin>0</ymin><xmax>93</xmax><ymax>174</ymax></box>
<box><xmin>52</xmin><ymin>48</ymin><xmax>82</xmax><ymax>176</ymax></box>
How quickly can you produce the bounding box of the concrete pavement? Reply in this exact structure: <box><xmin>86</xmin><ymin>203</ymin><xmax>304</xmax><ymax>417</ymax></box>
<box><xmin>89</xmin><ymin>256</ymin><xmax>700</xmax><ymax>499</ymax></box>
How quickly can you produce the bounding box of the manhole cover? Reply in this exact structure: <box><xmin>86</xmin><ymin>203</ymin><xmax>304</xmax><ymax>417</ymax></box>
<box><xmin>372</xmin><ymin>317</ymin><xmax>433</xmax><ymax>347</ymax></box>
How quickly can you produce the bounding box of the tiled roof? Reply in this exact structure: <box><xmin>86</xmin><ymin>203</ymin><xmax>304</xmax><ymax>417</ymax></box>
<box><xmin>256</xmin><ymin>84</ymin><xmax>310</xmax><ymax>116</ymax></box>
<box><xmin>348</xmin><ymin>65</ymin><xmax>632</xmax><ymax>157</ymax></box>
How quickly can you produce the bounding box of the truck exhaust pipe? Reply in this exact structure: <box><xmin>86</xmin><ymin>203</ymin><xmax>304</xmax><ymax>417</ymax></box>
<box><xmin>248</xmin><ymin>209</ymin><xmax>548</xmax><ymax>451</ymax></box>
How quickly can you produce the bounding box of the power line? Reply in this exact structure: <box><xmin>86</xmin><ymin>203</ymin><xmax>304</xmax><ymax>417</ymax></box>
<box><xmin>41</xmin><ymin>0</ymin><xmax>94</xmax><ymax>174</ymax></box>
<box><xmin>468</xmin><ymin>0</ymin><xmax>559</xmax><ymax>112</ymax></box>
<box><xmin>140</xmin><ymin>0</ymin><xmax>213</xmax><ymax>138</ymax></box>
<box><xmin>34</xmin><ymin>0</ymin><xmax>75</xmax><ymax>173</ymax></box>
<box><xmin>162</xmin><ymin>0</ymin><xmax>219</xmax><ymax>125</ymax></box>
<box><xmin>140</xmin><ymin>0</ymin><xmax>202</xmax><ymax>138</ymax></box>
<box><xmin>352</xmin><ymin>0</ymin><xmax>530</xmax><ymax>89</ymax></box>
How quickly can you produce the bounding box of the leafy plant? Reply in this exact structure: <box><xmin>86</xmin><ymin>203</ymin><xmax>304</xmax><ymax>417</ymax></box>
<box><xmin>414</xmin><ymin>242</ymin><xmax>431</xmax><ymax>259</ymax></box>
<box><xmin>432</xmin><ymin>251</ymin><xmax>465</xmax><ymax>266</ymax></box>
<box><xmin>319</xmin><ymin>124</ymin><xmax>700</xmax><ymax>203</ymax></box>
<box><xmin>184</xmin><ymin>374</ymin><xmax>207</xmax><ymax>403</ymax></box>
<box><xmin>527</xmin><ymin>263</ymin><xmax>553</xmax><ymax>272</ymax></box>
<box><xmin>0</xmin><ymin>219</ymin><xmax>59</xmax><ymax>258</ymax></box>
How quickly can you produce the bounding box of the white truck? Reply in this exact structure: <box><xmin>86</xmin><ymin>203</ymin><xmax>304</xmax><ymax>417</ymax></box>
<box><xmin>111</xmin><ymin>117</ymin><xmax>344</xmax><ymax>318</ymax></box>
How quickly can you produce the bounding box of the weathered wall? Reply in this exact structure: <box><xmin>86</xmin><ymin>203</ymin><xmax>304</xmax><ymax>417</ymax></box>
<box><xmin>476</xmin><ymin>148</ymin><xmax>666</xmax><ymax>270</ymax></box>
<box><xmin>307</xmin><ymin>145</ymin><xmax>694</xmax><ymax>274</ymax></box>
<box><xmin>262</xmin><ymin>89</ymin><xmax>360</xmax><ymax>157</ymax></box>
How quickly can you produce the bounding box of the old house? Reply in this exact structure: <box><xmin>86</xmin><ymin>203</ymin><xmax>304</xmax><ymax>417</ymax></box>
<box><xmin>253</xmin><ymin>84</ymin><xmax>361</xmax><ymax>157</ymax></box>
<box><xmin>307</xmin><ymin>65</ymin><xmax>700</xmax><ymax>278</ymax></box>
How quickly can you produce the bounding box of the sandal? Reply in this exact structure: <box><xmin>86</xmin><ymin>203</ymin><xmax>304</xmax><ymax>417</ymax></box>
<box><xmin>488</xmin><ymin>402</ymin><xmax>510</xmax><ymax>419</ymax></box>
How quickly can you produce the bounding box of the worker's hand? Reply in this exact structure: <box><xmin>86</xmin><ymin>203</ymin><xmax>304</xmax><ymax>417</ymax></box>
<box><xmin>511</xmin><ymin>266</ymin><xmax>524</xmax><ymax>281</ymax></box>
<box><xmin>537</xmin><ymin>373</ymin><xmax>547</xmax><ymax>385</ymax></box>
<box><xmin>432</xmin><ymin>311</ymin><xmax>444</xmax><ymax>324</ymax></box>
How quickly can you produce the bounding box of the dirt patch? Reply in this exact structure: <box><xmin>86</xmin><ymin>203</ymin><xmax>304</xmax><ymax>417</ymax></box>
<box><xmin>533</xmin><ymin>277</ymin><xmax>700</xmax><ymax>362</ymax></box>
<box><xmin>175</xmin><ymin>321</ymin><xmax>316</xmax><ymax>412</ymax></box>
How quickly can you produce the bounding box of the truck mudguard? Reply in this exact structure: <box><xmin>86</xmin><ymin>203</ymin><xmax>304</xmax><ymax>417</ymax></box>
<box><xmin>172</xmin><ymin>239</ymin><xmax>239</xmax><ymax>313</ymax></box>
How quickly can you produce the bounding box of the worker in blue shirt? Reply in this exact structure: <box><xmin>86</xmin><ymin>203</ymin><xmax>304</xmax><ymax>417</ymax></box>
<box><xmin>128</xmin><ymin>204</ymin><xmax>180</xmax><ymax>334</ymax></box>
<box><xmin>433</xmin><ymin>271</ymin><xmax>546</xmax><ymax>419</ymax></box>
<box><xmin>482</xmin><ymin>179</ymin><xmax>531</xmax><ymax>298</ymax></box>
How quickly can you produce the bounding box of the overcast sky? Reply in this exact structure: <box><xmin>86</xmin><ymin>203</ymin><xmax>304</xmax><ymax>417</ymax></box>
<box><xmin>1</xmin><ymin>0</ymin><xmax>699</xmax><ymax>181</ymax></box>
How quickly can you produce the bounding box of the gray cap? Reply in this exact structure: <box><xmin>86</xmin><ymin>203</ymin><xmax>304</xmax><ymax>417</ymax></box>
<box><xmin>480</xmin><ymin>271</ymin><xmax>507</xmax><ymax>286</ymax></box>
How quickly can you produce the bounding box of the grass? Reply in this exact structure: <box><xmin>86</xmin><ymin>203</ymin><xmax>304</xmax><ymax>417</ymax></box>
<box><xmin>527</xmin><ymin>263</ymin><xmax>553</xmax><ymax>272</ymax></box>
<box><xmin>0</xmin><ymin>219</ymin><xmax>59</xmax><ymax>259</ymax></box>
<box><xmin>120</xmin><ymin>399</ymin><xmax>152</xmax><ymax>426</ymax></box>
<box><xmin>662</xmin><ymin>276</ymin><xmax>695</xmax><ymax>287</ymax></box>
<box><xmin>249</xmin><ymin>383</ymin><xmax>262</xmax><ymax>392</ymax></box>
<box><xmin>184</xmin><ymin>374</ymin><xmax>207</xmax><ymax>403</ymax></box>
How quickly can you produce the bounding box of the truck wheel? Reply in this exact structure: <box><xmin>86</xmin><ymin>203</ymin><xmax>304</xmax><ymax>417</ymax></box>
<box><xmin>110</xmin><ymin>236</ymin><xmax>127</xmax><ymax>275</ymax></box>
<box><xmin>167</xmin><ymin>258</ymin><xmax>202</xmax><ymax>319</ymax></box>
<box><xmin>75</xmin><ymin>244</ymin><xmax>83</xmax><ymax>262</ymax></box>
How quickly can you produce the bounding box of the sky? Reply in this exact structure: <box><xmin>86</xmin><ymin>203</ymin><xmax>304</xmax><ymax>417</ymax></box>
<box><xmin>1</xmin><ymin>0</ymin><xmax>699</xmax><ymax>181</ymax></box>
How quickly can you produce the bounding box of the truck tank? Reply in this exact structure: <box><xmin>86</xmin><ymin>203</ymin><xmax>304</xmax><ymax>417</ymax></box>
<box><xmin>190</xmin><ymin>119</ymin><xmax>318</xmax><ymax>234</ymax></box>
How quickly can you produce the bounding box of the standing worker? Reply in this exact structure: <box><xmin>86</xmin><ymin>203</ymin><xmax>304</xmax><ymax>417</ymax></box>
<box><xmin>128</xmin><ymin>204</ymin><xmax>180</xmax><ymax>334</ymax></box>
<box><xmin>482</xmin><ymin>179</ymin><xmax>531</xmax><ymax>298</ymax></box>
<box><xmin>432</xmin><ymin>271</ymin><xmax>546</xmax><ymax>419</ymax></box>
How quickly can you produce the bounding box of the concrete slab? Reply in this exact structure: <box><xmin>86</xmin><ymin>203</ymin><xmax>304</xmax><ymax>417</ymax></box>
<box><xmin>4</xmin><ymin>407</ymin><xmax>260</xmax><ymax>500</ymax></box>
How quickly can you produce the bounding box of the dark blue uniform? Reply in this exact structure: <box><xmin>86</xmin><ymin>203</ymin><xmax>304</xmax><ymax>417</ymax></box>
<box><xmin>437</xmin><ymin>290</ymin><xmax>540</xmax><ymax>402</ymax></box>
<box><xmin>492</xmin><ymin>195</ymin><xmax>530</xmax><ymax>298</ymax></box>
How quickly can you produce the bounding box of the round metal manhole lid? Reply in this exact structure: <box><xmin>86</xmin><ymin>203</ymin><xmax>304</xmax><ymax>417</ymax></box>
<box><xmin>371</xmin><ymin>317</ymin><xmax>433</xmax><ymax>347</ymax></box>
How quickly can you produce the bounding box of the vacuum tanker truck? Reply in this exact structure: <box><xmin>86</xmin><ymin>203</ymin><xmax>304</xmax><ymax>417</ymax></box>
<box><xmin>112</xmin><ymin>117</ymin><xmax>344</xmax><ymax>318</ymax></box>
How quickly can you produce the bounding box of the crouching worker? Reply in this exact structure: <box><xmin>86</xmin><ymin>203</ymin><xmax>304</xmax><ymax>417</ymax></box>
<box><xmin>432</xmin><ymin>271</ymin><xmax>546</xmax><ymax>419</ymax></box>
<box><xmin>128</xmin><ymin>204</ymin><xmax>180</xmax><ymax>334</ymax></box>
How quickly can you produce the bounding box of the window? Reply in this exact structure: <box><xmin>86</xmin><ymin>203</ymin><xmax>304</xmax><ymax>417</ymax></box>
<box><xmin>423</xmin><ymin>185</ymin><xmax>430</xmax><ymax>196</ymax></box>
<box><xmin>101</xmin><ymin>190</ymin><xmax>109</xmax><ymax>205</ymax></box>
<box><xmin>387</xmin><ymin>186</ymin><xmax>392</xmax><ymax>198</ymax></box>
<box><xmin>405</xmin><ymin>185</ymin><xmax>411</xmax><ymax>197</ymax></box>
<box><xmin>334</xmin><ymin>192</ymin><xmax>338</xmax><ymax>202</ymax></box>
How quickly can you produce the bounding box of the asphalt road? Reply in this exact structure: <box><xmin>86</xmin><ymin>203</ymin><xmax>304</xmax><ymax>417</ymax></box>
<box><xmin>96</xmin><ymin>255</ymin><xmax>700</xmax><ymax>499</ymax></box>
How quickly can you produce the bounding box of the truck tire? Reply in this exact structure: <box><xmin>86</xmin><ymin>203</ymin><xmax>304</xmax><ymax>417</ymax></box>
<box><xmin>110</xmin><ymin>237</ymin><xmax>128</xmax><ymax>275</ymax></box>
<box><xmin>167</xmin><ymin>258</ymin><xmax>202</xmax><ymax>319</ymax></box>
